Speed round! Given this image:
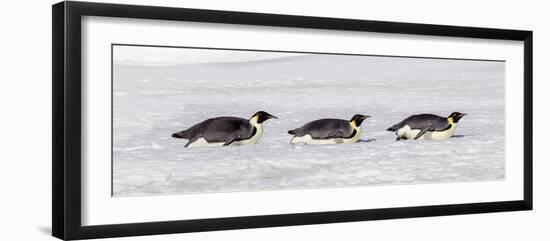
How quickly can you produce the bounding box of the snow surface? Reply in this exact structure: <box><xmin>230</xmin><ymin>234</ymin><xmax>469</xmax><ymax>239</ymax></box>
<box><xmin>112</xmin><ymin>53</ymin><xmax>505</xmax><ymax>196</ymax></box>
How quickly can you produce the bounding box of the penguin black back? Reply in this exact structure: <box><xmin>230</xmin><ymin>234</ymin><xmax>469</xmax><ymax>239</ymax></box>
<box><xmin>172</xmin><ymin>111</ymin><xmax>277</xmax><ymax>147</ymax></box>
<box><xmin>387</xmin><ymin>112</ymin><xmax>467</xmax><ymax>132</ymax></box>
<box><xmin>288</xmin><ymin>114</ymin><xmax>369</xmax><ymax>139</ymax></box>
<box><xmin>387</xmin><ymin>114</ymin><xmax>447</xmax><ymax>131</ymax></box>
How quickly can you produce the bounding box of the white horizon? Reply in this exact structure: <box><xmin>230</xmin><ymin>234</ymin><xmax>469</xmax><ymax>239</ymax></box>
<box><xmin>113</xmin><ymin>45</ymin><xmax>308</xmax><ymax>65</ymax></box>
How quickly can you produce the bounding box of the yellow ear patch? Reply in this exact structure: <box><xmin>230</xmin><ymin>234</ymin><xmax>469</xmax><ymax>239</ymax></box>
<box><xmin>351</xmin><ymin>120</ymin><xmax>357</xmax><ymax>128</ymax></box>
<box><xmin>250</xmin><ymin>114</ymin><xmax>260</xmax><ymax>124</ymax></box>
<box><xmin>447</xmin><ymin>117</ymin><xmax>454</xmax><ymax>124</ymax></box>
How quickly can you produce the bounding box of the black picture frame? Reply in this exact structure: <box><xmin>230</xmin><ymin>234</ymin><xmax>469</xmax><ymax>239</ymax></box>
<box><xmin>52</xmin><ymin>1</ymin><xmax>533</xmax><ymax>240</ymax></box>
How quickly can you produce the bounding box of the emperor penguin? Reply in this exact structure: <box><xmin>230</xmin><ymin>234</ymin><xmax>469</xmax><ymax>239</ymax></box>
<box><xmin>171</xmin><ymin>111</ymin><xmax>277</xmax><ymax>147</ymax></box>
<box><xmin>287</xmin><ymin>114</ymin><xmax>370</xmax><ymax>145</ymax></box>
<box><xmin>387</xmin><ymin>112</ymin><xmax>467</xmax><ymax>141</ymax></box>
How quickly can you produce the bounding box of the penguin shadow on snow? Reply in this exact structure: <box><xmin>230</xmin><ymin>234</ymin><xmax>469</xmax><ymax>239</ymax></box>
<box><xmin>358</xmin><ymin>138</ymin><xmax>376</xmax><ymax>143</ymax></box>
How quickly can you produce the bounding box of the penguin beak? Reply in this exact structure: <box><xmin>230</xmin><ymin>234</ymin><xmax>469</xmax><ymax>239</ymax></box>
<box><xmin>362</xmin><ymin>115</ymin><xmax>371</xmax><ymax>120</ymax></box>
<box><xmin>262</xmin><ymin>113</ymin><xmax>277</xmax><ymax>120</ymax></box>
<box><xmin>460</xmin><ymin>113</ymin><xmax>467</xmax><ymax>117</ymax></box>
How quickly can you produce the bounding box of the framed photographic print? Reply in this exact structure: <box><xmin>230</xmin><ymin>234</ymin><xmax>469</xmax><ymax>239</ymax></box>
<box><xmin>52</xmin><ymin>1</ymin><xmax>533</xmax><ymax>240</ymax></box>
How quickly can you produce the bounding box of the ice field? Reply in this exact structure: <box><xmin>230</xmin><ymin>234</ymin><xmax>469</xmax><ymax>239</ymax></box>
<box><xmin>112</xmin><ymin>52</ymin><xmax>505</xmax><ymax>196</ymax></box>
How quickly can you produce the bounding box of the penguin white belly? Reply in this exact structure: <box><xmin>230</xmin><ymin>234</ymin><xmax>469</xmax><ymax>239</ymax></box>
<box><xmin>187</xmin><ymin>126</ymin><xmax>264</xmax><ymax>147</ymax></box>
<box><xmin>291</xmin><ymin>128</ymin><xmax>362</xmax><ymax>145</ymax></box>
<box><xmin>423</xmin><ymin>124</ymin><xmax>457</xmax><ymax>140</ymax></box>
<box><xmin>233</xmin><ymin>126</ymin><xmax>264</xmax><ymax>145</ymax></box>
<box><xmin>290</xmin><ymin>134</ymin><xmax>337</xmax><ymax>145</ymax></box>
<box><xmin>186</xmin><ymin>138</ymin><xmax>225</xmax><ymax>147</ymax></box>
<box><xmin>397</xmin><ymin>124</ymin><xmax>457</xmax><ymax>140</ymax></box>
<box><xmin>397</xmin><ymin>125</ymin><xmax>421</xmax><ymax>139</ymax></box>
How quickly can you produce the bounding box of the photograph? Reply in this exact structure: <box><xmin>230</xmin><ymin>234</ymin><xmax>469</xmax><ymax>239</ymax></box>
<box><xmin>112</xmin><ymin>44</ymin><xmax>505</xmax><ymax>196</ymax></box>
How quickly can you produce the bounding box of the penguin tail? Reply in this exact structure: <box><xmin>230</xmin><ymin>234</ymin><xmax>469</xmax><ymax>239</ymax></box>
<box><xmin>386</xmin><ymin>126</ymin><xmax>398</xmax><ymax>132</ymax></box>
<box><xmin>171</xmin><ymin>130</ymin><xmax>189</xmax><ymax>139</ymax></box>
<box><xmin>288</xmin><ymin>129</ymin><xmax>296</xmax><ymax>135</ymax></box>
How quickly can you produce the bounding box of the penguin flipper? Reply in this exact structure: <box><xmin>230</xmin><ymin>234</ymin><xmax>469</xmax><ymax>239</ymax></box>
<box><xmin>184</xmin><ymin>136</ymin><xmax>200</xmax><ymax>148</ymax></box>
<box><xmin>324</xmin><ymin>130</ymin><xmax>346</xmax><ymax>139</ymax></box>
<box><xmin>223</xmin><ymin>135</ymin><xmax>244</xmax><ymax>146</ymax></box>
<box><xmin>413</xmin><ymin>127</ymin><xmax>433</xmax><ymax>140</ymax></box>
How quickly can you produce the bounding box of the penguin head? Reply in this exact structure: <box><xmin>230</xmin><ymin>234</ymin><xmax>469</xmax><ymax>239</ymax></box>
<box><xmin>251</xmin><ymin>111</ymin><xmax>278</xmax><ymax>124</ymax></box>
<box><xmin>350</xmin><ymin>114</ymin><xmax>370</xmax><ymax>126</ymax></box>
<box><xmin>448</xmin><ymin>112</ymin><xmax>467</xmax><ymax>123</ymax></box>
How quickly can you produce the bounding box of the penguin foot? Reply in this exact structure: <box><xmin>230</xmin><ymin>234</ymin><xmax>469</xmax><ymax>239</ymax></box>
<box><xmin>395</xmin><ymin>136</ymin><xmax>407</xmax><ymax>141</ymax></box>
